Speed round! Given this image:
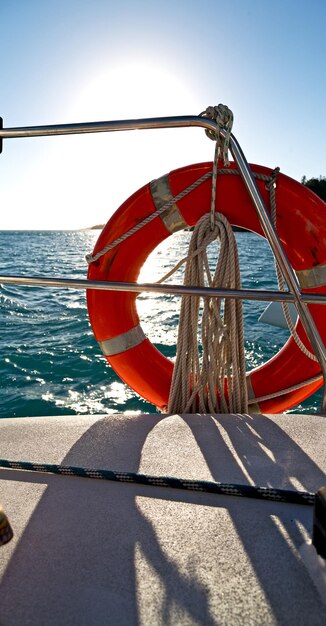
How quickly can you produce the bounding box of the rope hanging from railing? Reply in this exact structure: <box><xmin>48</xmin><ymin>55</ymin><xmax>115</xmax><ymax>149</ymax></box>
<box><xmin>167</xmin><ymin>211</ymin><xmax>248</xmax><ymax>413</ymax></box>
<box><xmin>201</xmin><ymin>104</ymin><xmax>234</xmax><ymax>166</ymax></box>
<box><xmin>168</xmin><ymin>105</ymin><xmax>248</xmax><ymax>413</ymax></box>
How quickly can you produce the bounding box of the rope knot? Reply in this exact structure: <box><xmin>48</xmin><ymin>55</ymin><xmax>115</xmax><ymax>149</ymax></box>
<box><xmin>266</xmin><ymin>166</ymin><xmax>280</xmax><ymax>192</ymax></box>
<box><xmin>201</xmin><ymin>104</ymin><xmax>234</xmax><ymax>167</ymax></box>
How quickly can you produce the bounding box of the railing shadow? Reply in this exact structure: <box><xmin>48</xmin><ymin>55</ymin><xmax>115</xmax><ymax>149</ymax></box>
<box><xmin>0</xmin><ymin>412</ymin><xmax>326</xmax><ymax>625</ymax></box>
<box><xmin>182</xmin><ymin>412</ymin><xmax>326</xmax><ymax>623</ymax></box>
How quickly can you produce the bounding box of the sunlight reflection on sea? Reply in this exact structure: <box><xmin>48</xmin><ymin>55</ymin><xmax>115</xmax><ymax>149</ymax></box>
<box><xmin>0</xmin><ymin>229</ymin><xmax>321</xmax><ymax>417</ymax></box>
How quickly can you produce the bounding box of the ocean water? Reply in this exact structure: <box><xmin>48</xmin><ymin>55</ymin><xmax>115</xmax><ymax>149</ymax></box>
<box><xmin>0</xmin><ymin>229</ymin><xmax>321</xmax><ymax>417</ymax></box>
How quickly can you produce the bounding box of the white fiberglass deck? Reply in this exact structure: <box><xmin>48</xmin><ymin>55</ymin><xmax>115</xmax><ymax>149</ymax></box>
<box><xmin>0</xmin><ymin>412</ymin><xmax>326</xmax><ymax>625</ymax></box>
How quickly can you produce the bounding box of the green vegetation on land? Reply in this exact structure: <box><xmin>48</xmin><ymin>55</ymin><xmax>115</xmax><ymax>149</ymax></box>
<box><xmin>302</xmin><ymin>176</ymin><xmax>326</xmax><ymax>202</ymax></box>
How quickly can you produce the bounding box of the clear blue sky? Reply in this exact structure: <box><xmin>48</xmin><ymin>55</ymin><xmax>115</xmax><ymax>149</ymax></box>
<box><xmin>1</xmin><ymin>0</ymin><xmax>325</xmax><ymax>229</ymax></box>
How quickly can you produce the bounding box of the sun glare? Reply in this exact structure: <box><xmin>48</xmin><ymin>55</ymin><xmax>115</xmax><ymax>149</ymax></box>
<box><xmin>4</xmin><ymin>60</ymin><xmax>213</xmax><ymax>230</ymax></box>
<box><xmin>72</xmin><ymin>59</ymin><xmax>201</xmax><ymax>119</ymax></box>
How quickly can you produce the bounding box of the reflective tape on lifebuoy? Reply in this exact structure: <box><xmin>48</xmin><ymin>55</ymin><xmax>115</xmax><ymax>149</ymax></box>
<box><xmin>87</xmin><ymin>162</ymin><xmax>326</xmax><ymax>412</ymax></box>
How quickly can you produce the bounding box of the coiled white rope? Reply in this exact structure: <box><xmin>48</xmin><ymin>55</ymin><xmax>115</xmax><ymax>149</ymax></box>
<box><xmin>167</xmin><ymin>211</ymin><xmax>248</xmax><ymax>414</ymax></box>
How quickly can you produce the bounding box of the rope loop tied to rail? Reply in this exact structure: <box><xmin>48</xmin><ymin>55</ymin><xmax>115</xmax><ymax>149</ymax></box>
<box><xmin>201</xmin><ymin>104</ymin><xmax>234</xmax><ymax>167</ymax></box>
<box><xmin>200</xmin><ymin>104</ymin><xmax>234</xmax><ymax>231</ymax></box>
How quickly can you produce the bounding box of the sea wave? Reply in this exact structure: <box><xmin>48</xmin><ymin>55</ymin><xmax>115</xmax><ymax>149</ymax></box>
<box><xmin>0</xmin><ymin>229</ymin><xmax>321</xmax><ymax>417</ymax></box>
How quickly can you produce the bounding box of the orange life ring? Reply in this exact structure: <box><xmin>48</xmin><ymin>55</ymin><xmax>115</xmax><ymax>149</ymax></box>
<box><xmin>87</xmin><ymin>162</ymin><xmax>326</xmax><ymax>412</ymax></box>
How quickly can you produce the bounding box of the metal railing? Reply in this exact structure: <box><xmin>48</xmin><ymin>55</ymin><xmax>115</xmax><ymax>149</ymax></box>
<box><xmin>1</xmin><ymin>113</ymin><xmax>326</xmax><ymax>411</ymax></box>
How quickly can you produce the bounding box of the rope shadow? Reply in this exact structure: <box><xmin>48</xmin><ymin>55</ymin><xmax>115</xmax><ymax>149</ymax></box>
<box><xmin>1</xmin><ymin>412</ymin><xmax>326</xmax><ymax>625</ymax></box>
<box><xmin>0</xmin><ymin>414</ymin><xmax>219</xmax><ymax>626</ymax></box>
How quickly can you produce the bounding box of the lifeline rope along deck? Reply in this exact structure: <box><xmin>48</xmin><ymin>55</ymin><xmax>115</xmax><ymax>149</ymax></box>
<box><xmin>0</xmin><ymin>458</ymin><xmax>315</xmax><ymax>506</ymax></box>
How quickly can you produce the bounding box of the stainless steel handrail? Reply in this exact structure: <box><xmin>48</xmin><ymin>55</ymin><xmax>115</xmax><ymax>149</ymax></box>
<box><xmin>0</xmin><ymin>115</ymin><xmax>218</xmax><ymax>139</ymax></box>
<box><xmin>1</xmin><ymin>274</ymin><xmax>326</xmax><ymax>305</ymax></box>
<box><xmin>1</xmin><ymin>112</ymin><xmax>325</xmax><ymax>409</ymax></box>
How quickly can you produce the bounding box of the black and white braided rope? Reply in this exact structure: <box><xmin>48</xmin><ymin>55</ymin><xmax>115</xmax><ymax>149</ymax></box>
<box><xmin>0</xmin><ymin>458</ymin><xmax>315</xmax><ymax>506</ymax></box>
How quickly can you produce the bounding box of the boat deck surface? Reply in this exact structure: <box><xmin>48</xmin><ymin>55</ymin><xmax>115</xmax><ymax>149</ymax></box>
<box><xmin>0</xmin><ymin>412</ymin><xmax>326</xmax><ymax>625</ymax></box>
